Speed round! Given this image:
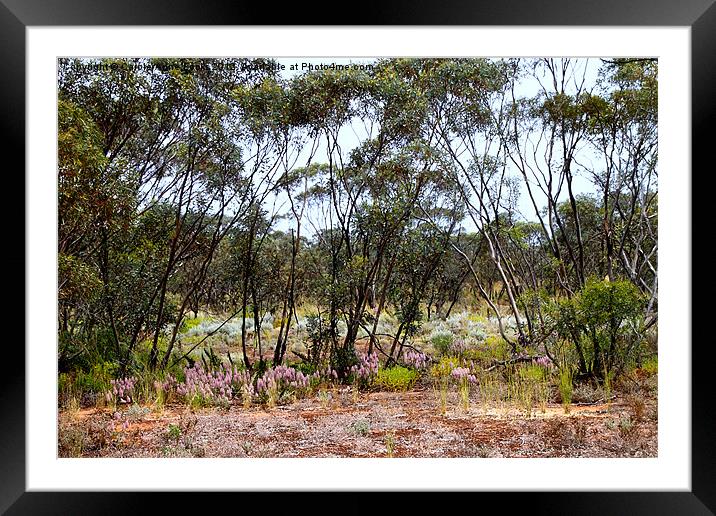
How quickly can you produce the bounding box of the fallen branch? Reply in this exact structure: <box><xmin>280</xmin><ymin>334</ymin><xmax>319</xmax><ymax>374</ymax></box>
<box><xmin>571</xmin><ymin>395</ymin><xmax>618</xmax><ymax>406</ymax></box>
<box><xmin>484</xmin><ymin>355</ymin><xmax>544</xmax><ymax>372</ymax></box>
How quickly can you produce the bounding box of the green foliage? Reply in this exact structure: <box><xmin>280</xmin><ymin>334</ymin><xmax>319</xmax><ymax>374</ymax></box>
<box><xmin>375</xmin><ymin>366</ymin><xmax>419</xmax><ymax>391</ymax></box>
<box><xmin>429</xmin><ymin>356</ymin><xmax>461</xmax><ymax>379</ymax></box>
<box><xmin>469</xmin><ymin>335</ymin><xmax>511</xmax><ymax>363</ymax></box>
<box><xmin>166</xmin><ymin>423</ymin><xmax>182</xmax><ymax>443</ymax></box>
<box><xmin>331</xmin><ymin>345</ymin><xmax>359</xmax><ymax>380</ymax></box>
<box><xmin>520</xmin><ymin>364</ymin><xmax>548</xmax><ymax>383</ymax></box>
<box><xmin>349</xmin><ymin>418</ymin><xmax>371</xmax><ymax>437</ymax></box>
<box><xmin>641</xmin><ymin>355</ymin><xmax>658</xmax><ymax>376</ymax></box>
<box><xmin>557</xmin><ymin>368</ymin><xmax>573</xmax><ymax>414</ymax></box>
<box><xmin>305</xmin><ymin>313</ymin><xmax>334</xmax><ymax>365</ymax></box>
<box><xmin>179</xmin><ymin>316</ymin><xmax>203</xmax><ymax>333</ymax></box>
<box><xmin>551</xmin><ymin>277</ymin><xmax>647</xmax><ymax>377</ymax></box>
<box><xmin>201</xmin><ymin>347</ymin><xmax>223</xmax><ymax>371</ymax></box>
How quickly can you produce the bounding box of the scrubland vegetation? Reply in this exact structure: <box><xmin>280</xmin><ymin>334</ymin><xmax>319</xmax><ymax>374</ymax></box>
<box><xmin>58</xmin><ymin>57</ymin><xmax>657</xmax><ymax>457</ymax></box>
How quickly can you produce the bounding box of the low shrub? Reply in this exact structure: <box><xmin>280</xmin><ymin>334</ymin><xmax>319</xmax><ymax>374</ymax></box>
<box><xmin>375</xmin><ymin>366</ymin><xmax>419</xmax><ymax>391</ymax></box>
<box><xmin>256</xmin><ymin>365</ymin><xmax>312</xmax><ymax>407</ymax></box>
<box><xmin>349</xmin><ymin>351</ymin><xmax>379</xmax><ymax>387</ymax></box>
<box><xmin>176</xmin><ymin>364</ymin><xmax>254</xmax><ymax>408</ymax></box>
<box><xmin>349</xmin><ymin>418</ymin><xmax>371</xmax><ymax>436</ymax></box>
<box><xmin>429</xmin><ymin>328</ymin><xmax>455</xmax><ymax>356</ymax></box>
<box><xmin>550</xmin><ymin>277</ymin><xmax>647</xmax><ymax>378</ymax></box>
<box><xmin>641</xmin><ymin>355</ymin><xmax>658</xmax><ymax>376</ymax></box>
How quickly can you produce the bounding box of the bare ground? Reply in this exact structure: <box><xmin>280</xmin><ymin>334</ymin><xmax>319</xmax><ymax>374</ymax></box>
<box><xmin>58</xmin><ymin>386</ymin><xmax>657</xmax><ymax>458</ymax></box>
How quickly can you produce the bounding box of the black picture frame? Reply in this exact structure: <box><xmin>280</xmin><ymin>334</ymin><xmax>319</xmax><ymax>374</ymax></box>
<box><xmin>5</xmin><ymin>1</ymin><xmax>713</xmax><ymax>513</ymax></box>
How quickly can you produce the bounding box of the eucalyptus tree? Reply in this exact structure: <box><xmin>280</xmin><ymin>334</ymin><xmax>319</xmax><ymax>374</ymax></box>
<box><xmin>58</xmin><ymin>58</ymin><xmax>292</xmax><ymax>373</ymax></box>
<box><xmin>583</xmin><ymin>58</ymin><xmax>658</xmax><ymax>324</ymax></box>
<box><xmin>391</xmin><ymin>58</ymin><xmax>531</xmax><ymax>350</ymax></box>
<box><xmin>283</xmin><ymin>61</ymin><xmax>457</xmax><ymax>373</ymax></box>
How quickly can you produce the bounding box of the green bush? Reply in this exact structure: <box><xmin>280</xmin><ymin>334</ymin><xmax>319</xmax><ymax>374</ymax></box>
<box><xmin>375</xmin><ymin>366</ymin><xmax>419</xmax><ymax>391</ymax></box>
<box><xmin>551</xmin><ymin>277</ymin><xmax>647</xmax><ymax>378</ymax></box>
<box><xmin>641</xmin><ymin>355</ymin><xmax>658</xmax><ymax>375</ymax></box>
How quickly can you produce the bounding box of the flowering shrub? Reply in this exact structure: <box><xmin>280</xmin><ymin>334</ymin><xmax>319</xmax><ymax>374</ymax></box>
<box><xmin>450</xmin><ymin>367</ymin><xmax>477</xmax><ymax>385</ymax></box>
<box><xmin>448</xmin><ymin>339</ymin><xmax>469</xmax><ymax>357</ymax></box>
<box><xmin>402</xmin><ymin>350</ymin><xmax>430</xmax><ymax>370</ymax></box>
<box><xmin>184</xmin><ymin>319</ymin><xmax>248</xmax><ymax>339</ymax></box>
<box><xmin>176</xmin><ymin>364</ymin><xmax>254</xmax><ymax>407</ymax></box>
<box><xmin>467</xmin><ymin>321</ymin><xmax>488</xmax><ymax>342</ymax></box>
<box><xmin>105</xmin><ymin>377</ymin><xmax>136</xmax><ymax>405</ymax></box>
<box><xmin>446</xmin><ymin>312</ymin><xmax>469</xmax><ymax>331</ymax></box>
<box><xmin>534</xmin><ymin>355</ymin><xmax>554</xmax><ymax>369</ymax></box>
<box><xmin>257</xmin><ymin>365</ymin><xmax>310</xmax><ymax>405</ymax></box>
<box><xmin>430</xmin><ymin>356</ymin><xmax>461</xmax><ymax>379</ymax></box>
<box><xmin>349</xmin><ymin>351</ymin><xmax>379</xmax><ymax>385</ymax></box>
<box><xmin>153</xmin><ymin>374</ymin><xmax>179</xmax><ymax>405</ymax></box>
<box><xmin>451</xmin><ymin>367</ymin><xmax>477</xmax><ymax>412</ymax></box>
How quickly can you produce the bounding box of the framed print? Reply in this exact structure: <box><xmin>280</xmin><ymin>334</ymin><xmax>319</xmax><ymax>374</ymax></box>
<box><xmin>6</xmin><ymin>0</ymin><xmax>714</xmax><ymax>513</ymax></box>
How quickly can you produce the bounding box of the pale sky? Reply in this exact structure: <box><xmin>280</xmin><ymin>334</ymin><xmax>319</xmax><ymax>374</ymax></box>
<box><xmin>268</xmin><ymin>57</ymin><xmax>604</xmax><ymax>237</ymax></box>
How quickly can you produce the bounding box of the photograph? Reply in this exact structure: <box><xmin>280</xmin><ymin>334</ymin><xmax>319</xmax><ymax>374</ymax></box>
<box><xmin>56</xmin><ymin>55</ymin><xmax>660</xmax><ymax>459</ymax></box>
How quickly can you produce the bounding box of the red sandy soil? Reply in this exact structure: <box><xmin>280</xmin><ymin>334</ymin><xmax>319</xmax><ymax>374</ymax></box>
<box><xmin>58</xmin><ymin>386</ymin><xmax>656</xmax><ymax>458</ymax></box>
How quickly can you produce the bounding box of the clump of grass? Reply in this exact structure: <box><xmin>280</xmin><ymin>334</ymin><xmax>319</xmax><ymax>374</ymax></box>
<box><xmin>477</xmin><ymin>370</ymin><xmax>500</xmax><ymax>413</ymax></box>
<box><xmin>536</xmin><ymin>377</ymin><xmax>551</xmax><ymax>413</ymax></box>
<box><xmin>641</xmin><ymin>355</ymin><xmax>658</xmax><ymax>376</ymax></box>
<box><xmin>430</xmin><ymin>357</ymin><xmax>460</xmax><ymax>415</ymax></box>
<box><xmin>518</xmin><ymin>379</ymin><xmax>535</xmax><ymax>418</ymax></box>
<box><xmin>126</xmin><ymin>403</ymin><xmax>150</xmax><ymax>421</ymax></box>
<box><xmin>58</xmin><ymin>426</ymin><xmax>86</xmax><ymax>457</ymax></box>
<box><xmin>450</xmin><ymin>367</ymin><xmax>476</xmax><ymax>412</ymax></box>
<box><xmin>166</xmin><ymin>423</ymin><xmax>182</xmax><ymax>443</ymax></box>
<box><xmin>626</xmin><ymin>394</ymin><xmax>646</xmax><ymax>422</ymax></box>
<box><xmin>515</xmin><ymin>364</ymin><xmax>552</xmax><ymax>416</ymax></box>
<box><xmin>603</xmin><ymin>367</ymin><xmax>614</xmax><ymax>412</ymax></box>
<box><xmin>558</xmin><ymin>368</ymin><xmax>573</xmax><ymax>414</ymax></box>
<box><xmin>618</xmin><ymin>415</ymin><xmax>637</xmax><ymax>442</ymax></box>
<box><xmin>317</xmin><ymin>389</ymin><xmax>331</xmax><ymax>409</ymax></box>
<box><xmin>385</xmin><ymin>430</ymin><xmax>396</xmax><ymax>457</ymax></box>
<box><xmin>433</xmin><ymin>376</ymin><xmax>449</xmax><ymax>415</ymax></box>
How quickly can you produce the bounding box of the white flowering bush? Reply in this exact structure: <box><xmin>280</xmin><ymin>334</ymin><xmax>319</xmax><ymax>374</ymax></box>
<box><xmin>184</xmin><ymin>319</ymin><xmax>249</xmax><ymax>339</ymax></box>
<box><xmin>429</xmin><ymin>327</ymin><xmax>455</xmax><ymax>356</ymax></box>
<box><xmin>446</xmin><ymin>311</ymin><xmax>470</xmax><ymax>332</ymax></box>
<box><xmin>467</xmin><ymin>320</ymin><xmax>488</xmax><ymax>342</ymax></box>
